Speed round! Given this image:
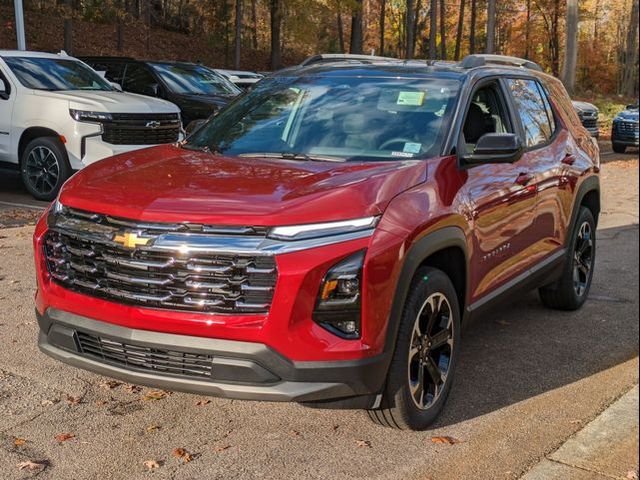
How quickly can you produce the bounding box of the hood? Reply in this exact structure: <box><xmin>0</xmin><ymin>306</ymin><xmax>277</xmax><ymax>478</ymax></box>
<box><xmin>616</xmin><ymin>108</ymin><xmax>639</xmax><ymax>121</ymax></box>
<box><xmin>33</xmin><ymin>90</ymin><xmax>179</xmax><ymax>114</ymax></box>
<box><xmin>59</xmin><ymin>145</ymin><xmax>427</xmax><ymax>226</ymax></box>
<box><xmin>572</xmin><ymin>101</ymin><xmax>598</xmax><ymax>114</ymax></box>
<box><xmin>172</xmin><ymin>92</ymin><xmax>235</xmax><ymax>108</ymax></box>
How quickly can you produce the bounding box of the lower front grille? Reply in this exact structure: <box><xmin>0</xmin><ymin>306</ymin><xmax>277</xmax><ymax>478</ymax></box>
<box><xmin>76</xmin><ymin>331</ymin><xmax>214</xmax><ymax>379</ymax></box>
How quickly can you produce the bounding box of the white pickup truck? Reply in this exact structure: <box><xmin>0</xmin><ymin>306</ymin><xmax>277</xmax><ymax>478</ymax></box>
<box><xmin>0</xmin><ymin>50</ymin><xmax>182</xmax><ymax>200</ymax></box>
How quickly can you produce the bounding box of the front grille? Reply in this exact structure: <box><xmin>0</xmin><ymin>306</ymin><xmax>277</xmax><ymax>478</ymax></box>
<box><xmin>617</xmin><ymin>121</ymin><xmax>639</xmax><ymax>134</ymax></box>
<box><xmin>76</xmin><ymin>331</ymin><xmax>213</xmax><ymax>379</ymax></box>
<box><xmin>101</xmin><ymin>113</ymin><xmax>181</xmax><ymax>145</ymax></box>
<box><xmin>580</xmin><ymin>117</ymin><xmax>598</xmax><ymax>129</ymax></box>
<box><xmin>44</xmin><ymin>209</ymin><xmax>277</xmax><ymax>314</ymax></box>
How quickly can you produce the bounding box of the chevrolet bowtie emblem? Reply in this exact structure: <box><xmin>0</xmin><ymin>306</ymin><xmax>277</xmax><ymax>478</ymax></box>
<box><xmin>113</xmin><ymin>232</ymin><xmax>151</xmax><ymax>249</ymax></box>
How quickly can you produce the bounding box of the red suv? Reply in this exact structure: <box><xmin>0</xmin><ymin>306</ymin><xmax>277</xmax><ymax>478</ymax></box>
<box><xmin>34</xmin><ymin>54</ymin><xmax>600</xmax><ymax>430</ymax></box>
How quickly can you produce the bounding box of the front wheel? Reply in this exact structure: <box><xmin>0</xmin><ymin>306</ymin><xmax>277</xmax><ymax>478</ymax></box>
<box><xmin>367</xmin><ymin>267</ymin><xmax>461</xmax><ymax>430</ymax></box>
<box><xmin>20</xmin><ymin>137</ymin><xmax>72</xmax><ymax>201</ymax></box>
<box><xmin>612</xmin><ymin>142</ymin><xmax>626</xmax><ymax>154</ymax></box>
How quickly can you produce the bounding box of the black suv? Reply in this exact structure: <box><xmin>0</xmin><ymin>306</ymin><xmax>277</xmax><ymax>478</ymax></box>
<box><xmin>81</xmin><ymin>57</ymin><xmax>241</xmax><ymax>126</ymax></box>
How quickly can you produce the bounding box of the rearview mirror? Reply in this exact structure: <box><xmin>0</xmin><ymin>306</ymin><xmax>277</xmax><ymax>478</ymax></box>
<box><xmin>460</xmin><ymin>133</ymin><xmax>524</xmax><ymax>165</ymax></box>
<box><xmin>185</xmin><ymin>119</ymin><xmax>207</xmax><ymax>136</ymax></box>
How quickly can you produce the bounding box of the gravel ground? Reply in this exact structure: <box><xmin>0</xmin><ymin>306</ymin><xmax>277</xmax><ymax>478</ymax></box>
<box><xmin>0</xmin><ymin>155</ymin><xmax>637</xmax><ymax>480</ymax></box>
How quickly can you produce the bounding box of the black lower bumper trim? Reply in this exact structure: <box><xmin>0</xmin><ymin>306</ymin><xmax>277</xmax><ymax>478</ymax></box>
<box><xmin>37</xmin><ymin>308</ymin><xmax>389</xmax><ymax>405</ymax></box>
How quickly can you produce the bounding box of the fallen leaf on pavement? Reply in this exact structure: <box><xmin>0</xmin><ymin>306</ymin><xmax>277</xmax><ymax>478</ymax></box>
<box><xmin>289</xmin><ymin>430</ymin><xmax>300</xmax><ymax>437</ymax></box>
<box><xmin>124</xmin><ymin>384</ymin><xmax>142</xmax><ymax>394</ymax></box>
<box><xmin>146</xmin><ymin>425</ymin><xmax>161</xmax><ymax>433</ymax></box>
<box><xmin>356</xmin><ymin>440</ymin><xmax>372</xmax><ymax>448</ymax></box>
<box><xmin>195</xmin><ymin>399</ymin><xmax>211</xmax><ymax>406</ymax></box>
<box><xmin>65</xmin><ymin>395</ymin><xmax>81</xmax><ymax>405</ymax></box>
<box><xmin>54</xmin><ymin>433</ymin><xmax>75</xmax><ymax>442</ymax></box>
<box><xmin>14</xmin><ymin>438</ymin><xmax>27</xmax><ymax>446</ymax></box>
<box><xmin>99</xmin><ymin>380</ymin><xmax>122</xmax><ymax>389</ymax></box>
<box><xmin>214</xmin><ymin>445</ymin><xmax>232</xmax><ymax>452</ymax></box>
<box><xmin>143</xmin><ymin>390</ymin><xmax>169</xmax><ymax>401</ymax></box>
<box><xmin>16</xmin><ymin>460</ymin><xmax>46</xmax><ymax>471</ymax></box>
<box><xmin>41</xmin><ymin>399</ymin><xmax>56</xmax><ymax>407</ymax></box>
<box><xmin>143</xmin><ymin>460</ymin><xmax>161</xmax><ymax>471</ymax></box>
<box><xmin>95</xmin><ymin>400</ymin><xmax>108</xmax><ymax>406</ymax></box>
<box><xmin>627</xmin><ymin>471</ymin><xmax>638</xmax><ymax>480</ymax></box>
<box><xmin>172</xmin><ymin>448</ymin><xmax>193</xmax><ymax>463</ymax></box>
<box><xmin>431</xmin><ymin>436</ymin><xmax>462</xmax><ymax>445</ymax></box>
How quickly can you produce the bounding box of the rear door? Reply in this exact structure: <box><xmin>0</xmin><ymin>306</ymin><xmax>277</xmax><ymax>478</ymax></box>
<box><xmin>504</xmin><ymin>77</ymin><xmax>570</xmax><ymax>259</ymax></box>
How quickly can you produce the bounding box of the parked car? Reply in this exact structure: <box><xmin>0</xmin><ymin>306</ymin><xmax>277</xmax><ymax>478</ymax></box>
<box><xmin>34</xmin><ymin>54</ymin><xmax>600</xmax><ymax>430</ymax></box>
<box><xmin>214</xmin><ymin>69</ymin><xmax>263</xmax><ymax>90</ymax></box>
<box><xmin>611</xmin><ymin>101</ymin><xmax>639</xmax><ymax>153</ymax></box>
<box><xmin>81</xmin><ymin>57</ymin><xmax>241</xmax><ymax>126</ymax></box>
<box><xmin>572</xmin><ymin>100</ymin><xmax>599</xmax><ymax>137</ymax></box>
<box><xmin>0</xmin><ymin>50</ymin><xmax>182</xmax><ymax>201</ymax></box>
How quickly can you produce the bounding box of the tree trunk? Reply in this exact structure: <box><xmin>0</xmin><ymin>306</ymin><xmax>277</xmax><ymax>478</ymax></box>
<box><xmin>429</xmin><ymin>0</ymin><xmax>437</xmax><ymax>58</ymax></box>
<box><xmin>412</xmin><ymin>0</ymin><xmax>421</xmax><ymax>55</ymax></box>
<box><xmin>251</xmin><ymin>0</ymin><xmax>258</xmax><ymax>49</ymax></box>
<box><xmin>406</xmin><ymin>0</ymin><xmax>415</xmax><ymax>58</ymax></box>
<box><xmin>349</xmin><ymin>0</ymin><xmax>364</xmax><ymax>53</ymax></box>
<box><xmin>439</xmin><ymin>0</ymin><xmax>446</xmax><ymax>59</ymax></box>
<box><xmin>469</xmin><ymin>0</ymin><xmax>476</xmax><ymax>54</ymax></box>
<box><xmin>562</xmin><ymin>0</ymin><xmax>579</xmax><ymax>94</ymax></box>
<box><xmin>337</xmin><ymin>9</ymin><xmax>345</xmax><ymax>53</ymax></box>
<box><xmin>485</xmin><ymin>0</ymin><xmax>496</xmax><ymax>54</ymax></box>
<box><xmin>550</xmin><ymin>0</ymin><xmax>560</xmax><ymax>76</ymax></box>
<box><xmin>454</xmin><ymin>0</ymin><xmax>465</xmax><ymax>60</ymax></box>
<box><xmin>593</xmin><ymin>0</ymin><xmax>599</xmax><ymax>41</ymax></box>
<box><xmin>379</xmin><ymin>0</ymin><xmax>386</xmax><ymax>55</ymax></box>
<box><xmin>622</xmin><ymin>0</ymin><xmax>639</xmax><ymax>96</ymax></box>
<box><xmin>524</xmin><ymin>0</ymin><xmax>531</xmax><ymax>58</ymax></box>
<box><xmin>270</xmin><ymin>0</ymin><xmax>282</xmax><ymax>69</ymax></box>
<box><xmin>234</xmin><ymin>0</ymin><xmax>242</xmax><ymax>69</ymax></box>
<box><xmin>63</xmin><ymin>0</ymin><xmax>73</xmax><ymax>54</ymax></box>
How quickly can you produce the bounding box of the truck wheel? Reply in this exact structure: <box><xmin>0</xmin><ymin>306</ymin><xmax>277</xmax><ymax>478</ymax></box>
<box><xmin>539</xmin><ymin>207</ymin><xmax>596</xmax><ymax>311</ymax></box>
<box><xmin>612</xmin><ymin>143</ymin><xmax>626</xmax><ymax>154</ymax></box>
<box><xmin>20</xmin><ymin>137</ymin><xmax>72</xmax><ymax>201</ymax></box>
<box><xmin>367</xmin><ymin>267</ymin><xmax>461</xmax><ymax>430</ymax></box>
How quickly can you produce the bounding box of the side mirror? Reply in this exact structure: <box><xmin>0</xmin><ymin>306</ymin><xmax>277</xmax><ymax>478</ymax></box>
<box><xmin>110</xmin><ymin>82</ymin><xmax>123</xmax><ymax>91</ymax></box>
<box><xmin>460</xmin><ymin>133</ymin><xmax>524</xmax><ymax>165</ymax></box>
<box><xmin>144</xmin><ymin>83</ymin><xmax>160</xmax><ymax>97</ymax></box>
<box><xmin>185</xmin><ymin>119</ymin><xmax>207</xmax><ymax>136</ymax></box>
<box><xmin>0</xmin><ymin>78</ymin><xmax>9</xmax><ymax>100</ymax></box>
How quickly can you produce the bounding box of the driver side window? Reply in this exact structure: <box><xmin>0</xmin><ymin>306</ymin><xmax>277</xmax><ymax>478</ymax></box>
<box><xmin>462</xmin><ymin>83</ymin><xmax>512</xmax><ymax>153</ymax></box>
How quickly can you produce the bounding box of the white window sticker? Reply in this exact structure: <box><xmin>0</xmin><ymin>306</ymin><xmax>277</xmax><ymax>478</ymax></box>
<box><xmin>391</xmin><ymin>151</ymin><xmax>415</xmax><ymax>158</ymax></box>
<box><xmin>403</xmin><ymin>142</ymin><xmax>422</xmax><ymax>154</ymax></box>
<box><xmin>397</xmin><ymin>91</ymin><xmax>425</xmax><ymax>106</ymax></box>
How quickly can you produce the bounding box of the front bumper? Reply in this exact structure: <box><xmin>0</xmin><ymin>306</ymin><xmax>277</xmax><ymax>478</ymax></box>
<box><xmin>37</xmin><ymin>308</ymin><xmax>388</xmax><ymax>406</ymax></box>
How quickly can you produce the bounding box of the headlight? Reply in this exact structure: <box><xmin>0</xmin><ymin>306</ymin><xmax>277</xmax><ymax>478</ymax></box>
<box><xmin>69</xmin><ymin>109</ymin><xmax>112</xmax><ymax>123</ymax></box>
<box><xmin>268</xmin><ymin>216</ymin><xmax>379</xmax><ymax>241</ymax></box>
<box><xmin>313</xmin><ymin>250</ymin><xmax>365</xmax><ymax>339</ymax></box>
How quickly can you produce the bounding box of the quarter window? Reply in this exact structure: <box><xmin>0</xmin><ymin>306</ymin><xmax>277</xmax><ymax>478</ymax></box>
<box><xmin>506</xmin><ymin>78</ymin><xmax>556</xmax><ymax>147</ymax></box>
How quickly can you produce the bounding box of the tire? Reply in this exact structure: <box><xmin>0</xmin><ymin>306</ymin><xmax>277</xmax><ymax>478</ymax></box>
<box><xmin>539</xmin><ymin>207</ymin><xmax>596</xmax><ymax>311</ymax></box>
<box><xmin>20</xmin><ymin>136</ymin><xmax>72</xmax><ymax>202</ymax></box>
<box><xmin>367</xmin><ymin>267</ymin><xmax>461</xmax><ymax>430</ymax></box>
<box><xmin>612</xmin><ymin>142</ymin><xmax>626</xmax><ymax>154</ymax></box>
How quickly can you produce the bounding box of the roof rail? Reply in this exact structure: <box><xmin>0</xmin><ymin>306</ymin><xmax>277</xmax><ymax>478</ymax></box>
<box><xmin>460</xmin><ymin>54</ymin><xmax>543</xmax><ymax>72</ymax></box>
<box><xmin>300</xmin><ymin>53</ymin><xmax>400</xmax><ymax>66</ymax></box>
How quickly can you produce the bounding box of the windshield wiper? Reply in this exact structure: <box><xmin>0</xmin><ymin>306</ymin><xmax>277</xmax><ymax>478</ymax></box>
<box><xmin>239</xmin><ymin>152</ymin><xmax>345</xmax><ymax>162</ymax></box>
<box><xmin>181</xmin><ymin>144</ymin><xmax>223</xmax><ymax>155</ymax></box>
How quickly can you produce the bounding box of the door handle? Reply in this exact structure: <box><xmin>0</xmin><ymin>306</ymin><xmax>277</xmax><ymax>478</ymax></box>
<box><xmin>562</xmin><ymin>154</ymin><xmax>576</xmax><ymax>165</ymax></box>
<box><xmin>515</xmin><ymin>172</ymin><xmax>534</xmax><ymax>186</ymax></box>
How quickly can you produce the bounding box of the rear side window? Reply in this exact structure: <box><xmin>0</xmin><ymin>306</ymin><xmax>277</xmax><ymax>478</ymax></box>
<box><xmin>506</xmin><ymin>78</ymin><xmax>556</xmax><ymax>147</ymax></box>
<box><xmin>87</xmin><ymin>60</ymin><xmax>126</xmax><ymax>85</ymax></box>
<box><xmin>122</xmin><ymin>64</ymin><xmax>156</xmax><ymax>95</ymax></box>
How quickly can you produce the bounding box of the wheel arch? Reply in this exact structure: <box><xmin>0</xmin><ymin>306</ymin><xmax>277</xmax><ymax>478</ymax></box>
<box><xmin>18</xmin><ymin>127</ymin><xmax>63</xmax><ymax>163</ymax></box>
<box><xmin>383</xmin><ymin>226</ymin><xmax>468</xmax><ymax>356</ymax></box>
<box><xmin>570</xmin><ymin>176</ymin><xmax>601</xmax><ymax>233</ymax></box>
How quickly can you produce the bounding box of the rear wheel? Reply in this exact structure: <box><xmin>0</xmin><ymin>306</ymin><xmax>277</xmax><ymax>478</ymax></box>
<box><xmin>612</xmin><ymin>142</ymin><xmax>626</xmax><ymax>154</ymax></box>
<box><xmin>367</xmin><ymin>267</ymin><xmax>461</xmax><ymax>430</ymax></box>
<box><xmin>20</xmin><ymin>137</ymin><xmax>71</xmax><ymax>201</ymax></box>
<box><xmin>539</xmin><ymin>207</ymin><xmax>596</xmax><ymax>310</ymax></box>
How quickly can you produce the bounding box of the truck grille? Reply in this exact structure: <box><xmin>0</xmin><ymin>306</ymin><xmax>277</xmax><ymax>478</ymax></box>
<box><xmin>44</xmin><ymin>209</ymin><xmax>277</xmax><ymax>314</ymax></box>
<box><xmin>617</xmin><ymin>121</ymin><xmax>639</xmax><ymax>134</ymax></box>
<box><xmin>101</xmin><ymin>113</ymin><xmax>181</xmax><ymax>145</ymax></box>
<box><xmin>580</xmin><ymin>117</ymin><xmax>598</xmax><ymax>129</ymax></box>
<box><xmin>76</xmin><ymin>331</ymin><xmax>214</xmax><ymax>379</ymax></box>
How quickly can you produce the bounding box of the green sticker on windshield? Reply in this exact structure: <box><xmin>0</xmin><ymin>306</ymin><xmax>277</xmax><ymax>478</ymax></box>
<box><xmin>397</xmin><ymin>91</ymin><xmax>425</xmax><ymax>106</ymax></box>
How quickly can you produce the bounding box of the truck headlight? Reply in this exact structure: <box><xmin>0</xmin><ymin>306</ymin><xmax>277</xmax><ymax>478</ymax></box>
<box><xmin>313</xmin><ymin>250</ymin><xmax>365</xmax><ymax>339</ymax></box>
<box><xmin>69</xmin><ymin>109</ymin><xmax>112</xmax><ymax>123</ymax></box>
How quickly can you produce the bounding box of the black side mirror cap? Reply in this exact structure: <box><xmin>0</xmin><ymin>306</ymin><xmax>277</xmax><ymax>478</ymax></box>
<box><xmin>460</xmin><ymin>133</ymin><xmax>524</xmax><ymax>166</ymax></box>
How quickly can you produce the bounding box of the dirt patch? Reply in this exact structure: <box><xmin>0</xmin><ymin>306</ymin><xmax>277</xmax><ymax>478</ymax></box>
<box><xmin>0</xmin><ymin>209</ymin><xmax>42</xmax><ymax>229</ymax></box>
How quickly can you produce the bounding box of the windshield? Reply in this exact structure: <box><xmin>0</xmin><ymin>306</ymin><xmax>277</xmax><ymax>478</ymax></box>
<box><xmin>150</xmin><ymin>63</ymin><xmax>241</xmax><ymax>96</ymax></box>
<box><xmin>4</xmin><ymin>56</ymin><xmax>114</xmax><ymax>92</ymax></box>
<box><xmin>186</xmin><ymin>75</ymin><xmax>460</xmax><ymax>161</ymax></box>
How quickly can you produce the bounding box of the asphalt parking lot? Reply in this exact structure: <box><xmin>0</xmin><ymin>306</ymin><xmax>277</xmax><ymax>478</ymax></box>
<box><xmin>0</xmin><ymin>150</ymin><xmax>638</xmax><ymax>480</ymax></box>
